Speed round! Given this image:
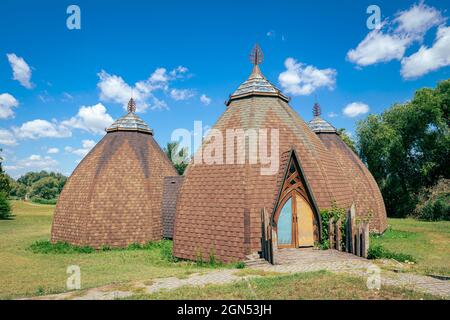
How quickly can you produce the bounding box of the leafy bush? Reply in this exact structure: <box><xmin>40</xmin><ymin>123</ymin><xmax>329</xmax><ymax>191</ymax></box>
<box><xmin>0</xmin><ymin>192</ymin><xmax>12</xmax><ymax>220</ymax></box>
<box><xmin>367</xmin><ymin>244</ymin><xmax>416</xmax><ymax>263</ymax></box>
<box><xmin>29</xmin><ymin>240</ymin><xmax>94</xmax><ymax>254</ymax></box>
<box><xmin>319</xmin><ymin>202</ymin><xmax>346</xmax><ymax>250</ymax></box>
<box><xmin>414</xmin><ymin>179</ymin><xmax>449</xmax><ymax>221</ymax></box>
<box><xmin>235</xmin><ymin>261</ymin><xmax>246</xmax><ymax>269</ymax></box>
<box><xmin>30</xmin><ymin>197</ymin><xmax>57</xmax><ymax>205</ymax></box>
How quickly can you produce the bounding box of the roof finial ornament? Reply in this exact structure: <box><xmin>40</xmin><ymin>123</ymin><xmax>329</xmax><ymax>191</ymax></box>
<box><xmin>127</xmin><ymin>97</ymin><xmax>136</xmax><ymax>113</ymax></box>
<box><xmin>249</xmin><ymin>44</ymin><xmax>264</xmax><ymax>65</ymax></box>
<box><xmin>313</xmin><ymin>97</ymin><xmax>321</xmax><ymax>117</ymax></box>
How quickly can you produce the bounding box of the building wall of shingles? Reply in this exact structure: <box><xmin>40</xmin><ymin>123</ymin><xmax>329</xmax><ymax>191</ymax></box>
<box><xmin>51</xmin><ymin>131</ymin><xmax>178</xmax><ymax>248</ymax></box>
<box><xmin>162</xmin><ymin>176</ymin><xmax>184</xmax><ymax>238</ymax></box>
<box><xmin>318</xmin><ymin>133</ymin><xmax>388</xmax><ymax>233</ymax></box>
<box><xmin>173</xmin><ymin>96</ymin><xmax>356</xmax><ymax>263</ymax></box>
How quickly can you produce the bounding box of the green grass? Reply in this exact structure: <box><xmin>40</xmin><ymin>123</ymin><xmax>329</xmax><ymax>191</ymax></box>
<box><xmin>371</xmin><ymin>218</ymin><xmax>450</xmax><ymax>276</ymax></box>
<box><xmin>0</xmin><ymin>201</ymin><xmax>215</xmax><ymax>299</ymax></box>
<box><xmin>127</xmin><ymin>271</ymin><xmax>438</xmax><ymax>300</ymax></box>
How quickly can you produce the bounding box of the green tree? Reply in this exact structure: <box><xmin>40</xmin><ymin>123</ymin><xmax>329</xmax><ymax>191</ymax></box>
<box><xmin>29</xmin><ymin>176</ymin><xmax>61</xmax><ymax>200</ymax></box>
<box><xmin>0</xmin><ymin>149</ymin><xmax>11</xmax><ymax>195</ymax></box>
<box><xmin>164</xmin><ymin>141</ymin><xmax>190</xmax><ymax>175</ymax></box>
<box><xmin>0</xmin><ymin>192</ymin><xmax>12</xmax><ymax>220</ymax></box>
<box><xmin>357</xmin><ymin>79</ymin><xmax>450</xmax><ymax>217</ymax></box>
<box><xmin>338</xmin><ymin>128</ymin><xmax>357</xmax><ymax>153</ymax></box>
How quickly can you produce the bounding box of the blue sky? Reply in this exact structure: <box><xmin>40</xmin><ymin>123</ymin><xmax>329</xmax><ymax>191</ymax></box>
<box><xmin>1</xmin><ymin>0</ymin><xmax>449</xmax><ymax>178</ymax></box>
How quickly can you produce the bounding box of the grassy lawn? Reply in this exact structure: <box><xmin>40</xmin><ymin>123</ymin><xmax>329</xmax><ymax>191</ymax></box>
<box><xmin>0</xmin><ymin>201</ymin><xmax>210</xmax><ymax>299</ymax></box>
<box><xmin>371</xmin><ymin>218</ymin><xmax>450</xmax><ymax>276</ymax></box>
<box><xmin>127</xmin><ymin>271</ymin><xmax>437</xmax><ymax>300</ymax></box>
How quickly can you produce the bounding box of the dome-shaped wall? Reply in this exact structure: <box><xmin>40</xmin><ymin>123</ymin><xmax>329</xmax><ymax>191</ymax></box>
<box><xmin>51</xmin><ymin>105</ymin><xmax>178</xmax><ymax>248</ymax></box>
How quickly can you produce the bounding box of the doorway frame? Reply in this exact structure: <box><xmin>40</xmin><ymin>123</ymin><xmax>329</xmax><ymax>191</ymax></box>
<box><xmin>271</xmin><ymin>149</ymin><xmax>322</xmax><ymax>245</ymax></box>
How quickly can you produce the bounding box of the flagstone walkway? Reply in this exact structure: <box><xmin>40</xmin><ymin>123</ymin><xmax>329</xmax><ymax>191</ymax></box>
<box><xmin>28</xmin><ymin>248</ymin><xmax>450</xmax><ymax>300</ymax></box>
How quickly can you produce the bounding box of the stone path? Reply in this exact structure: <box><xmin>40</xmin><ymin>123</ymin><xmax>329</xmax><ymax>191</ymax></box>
<box><xmin>29</xmin><ymin>248</ymin><xmax>450</xmax><ymax>300</ymax></box>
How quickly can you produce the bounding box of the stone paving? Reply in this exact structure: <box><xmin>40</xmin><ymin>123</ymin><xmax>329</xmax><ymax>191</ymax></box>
<box><xmin>29</xmin><ymin>248</ymin><xmax>450</xmax><ymax>300</ymax></box>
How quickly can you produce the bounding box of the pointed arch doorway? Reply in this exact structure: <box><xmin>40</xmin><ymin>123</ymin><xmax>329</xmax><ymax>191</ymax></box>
<box><xmin>272</xmin><ymin>149</ymin><xmax>322</xmax><ymax>248</ymax></box>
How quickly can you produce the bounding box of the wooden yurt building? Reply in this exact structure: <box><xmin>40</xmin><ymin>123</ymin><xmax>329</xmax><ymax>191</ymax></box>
<box><xmin>51</xmin><ymin>98</ymin><xmax>179</xmax><ymax>248</ymax></box>
<box><xmin>173</xmin><ymin>45</ymin><xmax>387</xmax><ymax>262</ymax></box>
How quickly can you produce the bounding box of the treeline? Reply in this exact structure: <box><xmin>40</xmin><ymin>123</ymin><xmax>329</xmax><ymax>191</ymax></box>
<box><xmin>356</xmin><ymin>79</ymin><xmax>449</xmax><ymax>220</ymax></box>
<box><xmin>4</xmin><ymin>170</ymin><xmax>67</xmax><ymax>205</ymax></box>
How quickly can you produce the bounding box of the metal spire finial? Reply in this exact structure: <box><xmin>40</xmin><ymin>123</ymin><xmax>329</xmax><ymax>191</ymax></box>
<box><xmin>313</xmin><ymin>99</ymin><xmax>321</xmax><ymax>117</ymax></box>
<box><xmin>127</xmin><ymin>97</ymin><xmax>136</xmax><ymax>113</ymax></box>
<box><xmin>249</xmin><ymin>44</ymin><xmax>264</xmax><ymax>65</ymax></box>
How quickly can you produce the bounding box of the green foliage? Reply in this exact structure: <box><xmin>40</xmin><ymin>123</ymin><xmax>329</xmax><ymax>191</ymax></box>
<box><xmin>30</xmin><ymin>197</ymin><xmax>58</xmax><ymax>205</ymax></box>
<box><xmin>28</xmin><ymin>239</ymin><xmax>180</xmax><ymax>263</ymax></box>
<box><xmin>319</xmin><ymin>202</ymin><xmax>346</xmax><ymax>250</ymax></box>
<box><xmin>0</xmin><ymin>192</ymin><xmax>12</xmax><ymax>220</ymax></box>
<box><xmin>6</xmin><ymin>171</ymin><xmax>67</xmax><ymax>202</ymax></box>
<box><xmin>368</xmin><ymin>244</ymin><xmax>416</xmax><ymax>263</ymax></box>
<box><xmin>235</xmin><ymin>261</ymin><xmax>246</xmax><ymax>269</ymax></box>
<box><xmin>338</xmin><ymin>128</ymin><xmax>357</xmax><ymax>153</ymax></box>
<box><xmin>414</xmin><ymin>179</ymin><xmax>449</xmax><ymax>221</ymax></box>
<box><xmin>29</xmin><ymin>240</ymin><xmax>94</xmax><ymax>254</ymax></box>
<box><xmin>164</xmin><ymin>141</ymin><xmax>190</xmax><ymax>175</ymax></box>
<box><xmin>357</xmin><ymin>79</ymin><xmax>450</xmax><ymax>217</ymax></box>
<box><xmin>0</xmin><ymin>149</ymin><xmax>11</xmax><ymax>195</ymax></box>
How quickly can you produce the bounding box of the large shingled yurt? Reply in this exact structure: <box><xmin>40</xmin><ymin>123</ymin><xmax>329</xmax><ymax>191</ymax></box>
<box><xmin>173</xmin><ymin>45</ymin><xmax>387</xmax><ymax>262</ymax></box>
<box><xmin>51</xmin><ymin>98</ymin><xmax>178</xmax><ymax>248</ymax></box>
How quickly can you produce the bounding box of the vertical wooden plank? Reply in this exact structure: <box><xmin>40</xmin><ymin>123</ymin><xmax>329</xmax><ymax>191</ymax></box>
<box><xmin>335</xmin><ymin>218</ymin><xmax>342</xmax><ymax>251</ymax></box>
<box><xmin>328</xmin><ymin>217</ymin><xmax>335</xmax><ymax>249</ymax></box>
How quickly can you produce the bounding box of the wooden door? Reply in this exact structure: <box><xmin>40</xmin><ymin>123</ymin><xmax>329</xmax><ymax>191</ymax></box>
<box><xmin>295</xmin><ymin>193</ymin><xmax>315</xmax><ymax>247</ymax></box>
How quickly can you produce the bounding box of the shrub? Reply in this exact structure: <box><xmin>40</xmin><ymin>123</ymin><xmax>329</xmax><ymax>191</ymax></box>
<box><xmin>0</xmin><ymin>192</ymin><xmax>12</xmax><ymax>220</ymax></box>
<box><xmin>30</xmin><ymin>197</ymin><xmax>57</xmax><ymax>205</ymax></box>
<box><xmin>29</xmin><ymin>240</ymin><xmax>94</xmax><ymax>254</ymax></box>
<box><xmin>367</xmin><ymin>244</ymin><xmax>416</xmax><ymax>263</ymax></box>
<box><xmin>319</xmin><ymin>202</ymin><xmax>346</xmax><ymax>250</ymax></box>
<box><xmin>414</xmin><ymin>179</ymin><xmax>449</xmax><ymax>221</ymax></box>
<box><xmin>235</xmin><ymin>261</ymin><xmax>246</xmax><ymax>269</ymax></box>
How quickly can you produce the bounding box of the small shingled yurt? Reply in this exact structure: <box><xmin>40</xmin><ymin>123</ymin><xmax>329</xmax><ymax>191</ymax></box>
<box><xmin>51</xmin><ymin>98</ymin><xmax>179</xmax><ymax>248</ymax></box>
<box><xmin>308</xmin><ymin>103</ymin><xmax>388</xmax><ymax>232</ymax></box>
<box><xmin>173</xmin><ymin>45</ymin><xmax>387</xmax><ymax>263</ymax></box>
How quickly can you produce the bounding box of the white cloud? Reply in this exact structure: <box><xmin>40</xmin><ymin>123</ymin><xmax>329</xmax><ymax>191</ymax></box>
<box><xmin>343</xmin><ymin>102</ymin><xmax>370</xmax><ymax>118</ymax></box>
<box><xmin>6</xmin><ymin>53</ymin><xmax>33</xmax><ymax>89</ymax></box>
<box><xmin>170</xmin><ymin>88</ymin><xmax>195</xmax><ymax>101</ymax></box>
<box><xmin>97</xmin><ymin>66</ymin><xmax>190</xmax><ymax>112</ymax></box>
<box><xmin>0</xmin><ymin>93</ymin><xmax>19</xmax><ymax>119</ymax></box>
<box><xmin>65</xmin><ymin>139</ymin><xmax>96</xmax><ymax>157</ymax></box>
<box><xmin>327</xmin><ymin>112</ymin><xmax>338</xmax><ymax>118</ymax></box>
<box><xmin>0</xmin><ymin>129</ymin><xmax>17</xmax><ymax>146</ymax></box>
<box><xmin>347</xmin><ymin>2</ymin><xmax>447</xmax><ymax>76</ymax></box>
<box><xmin>47</xmin><ymin>147</ymin><xmax>59</xmax><ymax>154</ymax></box>
<box><xmin>200</xmin><ymin>94</ymin><xmax>211</xmax><ymax>106</ymax></box>
<box><xmin>278</xmin><ymin>58</ymin><xmax>336</xmax><ymax>96</ymax></box>
<box><xmin>394</xmin><ymin>1</ymin><xmax>444</xmax><ymax>36</ymax></box>
<box><xmin>347</xmin><ymin>29</ymin><xmax>411</xmax><ymax>66</ymax></box>
<box><xmin>62</xmin><ymin>103</ymin><xmax>114</xmax><ymax>135</ymax></box>
<box><xmin>401</xmin><ymin>26</ymin><xmax>450</xmax><ymax>79</ymax></box>
<box><xmin>13</xmin><ymin>119</ymin><xmax>71</xmax><ymax>140</ymax></box>
<box><xmin>10</xmin><ymin>154</ymin><xmax>59</xmax><ymax>171</ymax></box>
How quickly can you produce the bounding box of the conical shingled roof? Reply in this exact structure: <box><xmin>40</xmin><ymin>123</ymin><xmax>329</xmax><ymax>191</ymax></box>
<box><xmin>173</xmin><ymin>48</ymin><xmax>355</xmax><ymax>263</ymax></box>
<box><xmin>51</xmin><ymin>99</ymin><xmax>178</xmax><ymax>248</ymax></box>
<box><xmin>106</xmin><ymin>98</ymin><xmax>153</xmax><ymax>134</ymax></box>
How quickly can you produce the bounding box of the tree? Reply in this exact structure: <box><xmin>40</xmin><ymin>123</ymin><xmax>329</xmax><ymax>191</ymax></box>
<box><xmin>338</xmin><ymin>128</ymin><xmax>357</xmax><ymax>153</ymax></box>
<box><xmin>0</xmin><ymin>149</ymin><xmax>11</xmax><ymax>195</ymax></box>
<box><xmin>164</xmin><ymin>141</ymin><xmax>190</xmax><ymax>175</ymax></box>
<box><xmin>357</xmin><ymin>79</ymin><xmax>450</xmax><ymax>217</ymax></box>
<box><xmin>29</xmin><ymin>176</ymin><xmax>61</xmax><ymax>200</ymax></box>
<box><xmin>0</xmin><ymin>192</ymin><xmax>12</xmax><ymax>220</ymax></box>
